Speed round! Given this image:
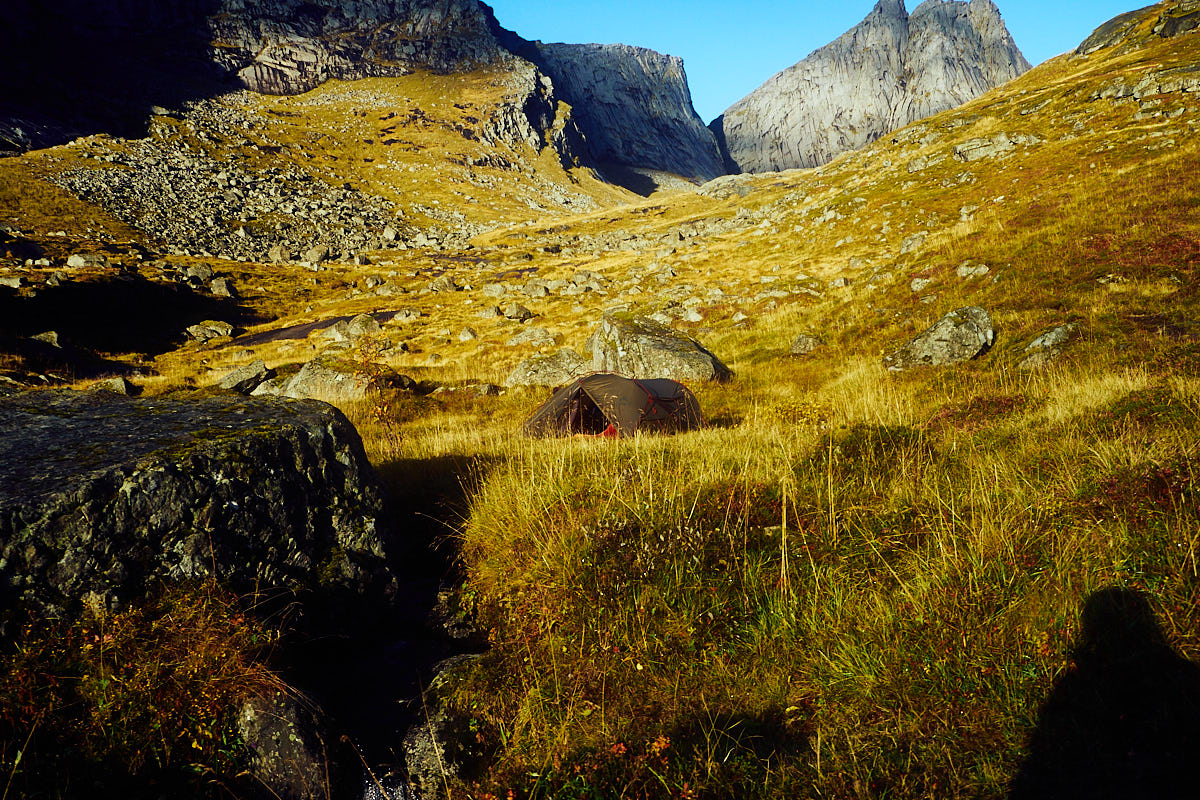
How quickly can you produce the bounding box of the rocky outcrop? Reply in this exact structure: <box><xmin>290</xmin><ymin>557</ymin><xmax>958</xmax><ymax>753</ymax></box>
<box><xmin>883</xmin><ymin>306</ymin><xmax>994</xmax><ymax>371</ymax></box>
<box><xmin>592</xmin><ymin>311</ymin><xmax>732</xmax><ymax>382</ymax></box>
<box><xmin>712</xmin><ymin>0</ymin><xmax>1031</xmax><ymax>173</ymax></box>
<box><xmin>525</xmin><ymin>43</ymin><xmax>726</xmax><ymax>182</ymax></box>
<box><xmin>1076</xmin><ymin>0</ymin><xmax>1200</xmax><ymax>55</ymax></box>
<box><xmin>0</xmin><ymin>390</ymin><xmax>395</xmax><ymax>626</ymax></box>
<box><xmin>208</xmin><ymin>0</ymin><xmax>510</xmax><ymax>95</ymax></box>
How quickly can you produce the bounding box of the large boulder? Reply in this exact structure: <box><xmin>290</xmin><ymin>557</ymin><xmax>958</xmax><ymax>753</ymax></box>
<box><xmin>281</xmin><ymin>356</ymin><xmax>411</xmax><ymax>403</ymax></box>
<box><xmin>0</xmin><ymin>390</ymin><xmax>395</xmax><ymax>626</ymax></box>
<box><xmin>592</xmin><ymin>311</ymin><xmax>732</xmax><ymax>382</ymax></box>
<box><xmin>883</xmin><ymin>307</ymin><xmax>995</xmax><ymax>372</ymax></box>
<box><xmin>505</xmin><ymin>348</ymin><xmax>589</xmax><ymax>388</ymax></box>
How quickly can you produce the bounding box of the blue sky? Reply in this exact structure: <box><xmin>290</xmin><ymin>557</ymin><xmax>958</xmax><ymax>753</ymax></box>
<box><xmin>486</xmin><ymin>0</ymin><xmax>1143</xmax><ymax>123</ymax></box>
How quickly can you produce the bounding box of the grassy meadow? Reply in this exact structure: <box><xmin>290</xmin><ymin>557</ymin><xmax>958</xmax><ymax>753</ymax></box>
<box><xmin>3</xmin><ymin>2</ymin><xmax>1200</xmax><ymax>797</ymax></box>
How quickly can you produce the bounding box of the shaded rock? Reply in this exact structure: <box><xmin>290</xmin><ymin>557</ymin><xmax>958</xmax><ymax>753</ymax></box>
<box><xmin>238</xmin><ymin>691</ymin><xmax>329</xmax><ymax>800</ymax></box>
<box><xmin>211</xmin><ymin>276</ymin><xmax>237</xmax><ymax>297</ymax></box>
<box><xmin>592</xmin><ymin>311</ymin><xmax>732</xmax><ymax>382</ymax></box>
<box><xmin>0</xmin><ymin>390</ymin><xmax>395</xmax><ymax>625</ymax></box>
<box><xmin>219</xmin><ymin>359</ymin><xmax>275</xmax><ymax>394</ymax></box>
<box><xmin>31</xmin><ymin>331</ymin><xmax>60</xmax><ymax>348</ymax></box>
<box><xmin>458</xmin><ymin>327</ymin><xmax>478</xmax><ymax>342</ymax></box>
<box><xmin>529</xmin><ymin>42</ymin><xmax>725</xmax><ymax>182</ymax></box>
<box><xmin>401</xmin><ymin>657</ymin><xmax>488</xmax><ymax>800</ymax></box>
<box><xmin>185</xmin><ymin>319</ymin><xmax>235</xmax><ymax>342</ymax></box>
<box><xmin>505</xmin><ymin>348</ymin><xmax>589</xmax><ymax>387</ymax></box>
<box><xmin>790</xmin><ymin>334</ymin><xmax>823</xmax><ymax>356</ymax></box>
<box><xmin>88</xmin><ymin>376</ymin><xmax>134</xmax><ymax>395</ymax></box>
<box><xmin>883</xmin><ymin>306</ymin><xmax>994</xmax><ymax>371</ymax></box>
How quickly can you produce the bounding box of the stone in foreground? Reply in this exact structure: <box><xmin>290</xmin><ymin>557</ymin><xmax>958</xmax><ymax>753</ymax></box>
<box><xmin>883</xmin><ymin>307</ymin><xmax>995</xmax><ymax>372</ymax></box>
<box><xmin>592</xmin><ymin>311</ymin><xmax>732</xmax><ymax>382</ymax></box>
<box><xmin>0</xmin><ymin>390</ymin><xmax>395</xmax><ymax>624</ymax></box>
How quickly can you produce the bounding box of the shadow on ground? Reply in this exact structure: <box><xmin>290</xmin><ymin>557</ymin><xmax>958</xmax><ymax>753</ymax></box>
<box><xmin>283</xmin><ymin>452</ymin><xmax>501</xmax><ymax>775</ymax></box>
<box><xmin>1010</xmin><ymin>586</ymin><xmax>1200</xmax><ymax>799</ymax></box>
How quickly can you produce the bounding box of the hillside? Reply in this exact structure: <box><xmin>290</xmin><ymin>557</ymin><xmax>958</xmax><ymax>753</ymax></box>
<box><xmin>2</xmin><ymin>0</ymin><xmax>1200</xmax><ymax>798</ymax></box>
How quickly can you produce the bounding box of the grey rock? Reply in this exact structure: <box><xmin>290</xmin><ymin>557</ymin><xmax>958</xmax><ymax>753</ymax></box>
<box><xmin>0</xmin><ymin>276</ymin><xmax>26</xmax><ymax>289</ymax></box>
<box><xmin>953</xmin><ymin>132</ymin><xmax>1041</xmax><ymax>161</ymax></box>
<box><xmin>883</xmin><ymin>306</ymin><xmax>994</xmax><ymax>371</ymax></box>
<box><xmin>66</xmin><ymin>253</ymin><xmax>107</xmax><ymax>268</ymax></box>
<box><xmin>503</xmin><ymin>303</ymin><xmax>534</xmax><ymax>322</ymax></box>
<box><xmin>347</xmin><ymin>313</ymin><xmax>383</xmax><ymax>338</ymax></box>
<box><xmin>712</xmin><ymin>0</ymin><xmax>1030</xmax><ymax>173</ymax></box>
<box><xmin>505</xmin><ymin>327</ymin><xmax>556</xmax><ymax>348</ymax></box>
<box><xmin>901</xmin><ymin>233</ymin><xmax>927</xmax><ymax>254</ymax></box>
<box><xmin>956</xmin><ymin>261</ymin><xmax>990</xmax><ymax>278</ymax></box>
<box><xmin>89</xmin><ymin>376</ymin><xmax>134</xmax><ymax>395</ymax></box>
<box><xmin>1018</xmin><ymin>323</ymin><xmax>1077</xmax><ymax>370</ymax></box>
<box><xmin>185</xmin><ymin>319</ymin><xmax>235</xmax><ymax>342</ymax></box>
<box><xmin>211</xmin><ymin>276</ymin><xmax>237</xmax><ymax>297</ymax></box>
<box><xmin>910</xmin><ymin>276</ymin><xmax>934</xmax><ymax>292</ymax></box>
<box><xmin>282</xmin><ymin>356</ymin><xmax>408</xmax><ymax>403</ymax></box>
<box><xmin>592</xmin><ymin>311</ymin><xmax>732</xmax><ymax>382</ymax></box>
<box><xmin>219</xmin><ymin>359</ymin><xmax>275</xmax><ymax>394</ymax></box>
<box><xmin>304</xmin><ymin>245</ymin><xmax>330</xmax><ymax>264</ymax></box>
<box><xmin>790</xmin><ymin>334</ymin><xmax>823</xmax><ymax>356</ymax></box>
<box><xmin>530</xmin><ymin>42</ymin><xmax>725</xmax><ymax>182</ymax></box>
<box><xmin>458</xmin><ymin>327</ymin><xmax>478</xmax><ymax>342</ymax></box>
<box><xmin>428</xmin><ymin>275</ymin><xmax>461</xmax><ymax>293</ymax></box>
<box><xmin>0</xmin><ymin>390</ymin><xmax>395</xmax><ymax>624</ymax></box>
<box><xmin>237</xmin><ymin>691</ymin><xmax>328</xmax><ymax>800</ymax></box>
<box><xmin>505</xmin><ymin>348</ymin><xmax>589</xmax><ymax>387</ymax></box>
<box><xmin>185</xmin><ymin>263</ymin><xmax>215</xmax><ymax>282</ymax></box>
<box><xmin>31</xmin><ymin>331</ymin><xmax>60</xmax><ymax>348</ymax></box>
<box><xmin>268</xmin><ymin>244</ymin><xmax>293</xmax><ymax>264</ymax></box>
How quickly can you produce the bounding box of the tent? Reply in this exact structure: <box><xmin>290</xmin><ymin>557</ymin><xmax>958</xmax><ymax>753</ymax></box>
<box><xmin>523</xmin><ymin>373</ymin><xmax>703</xmax><ymax>438</ymax></box>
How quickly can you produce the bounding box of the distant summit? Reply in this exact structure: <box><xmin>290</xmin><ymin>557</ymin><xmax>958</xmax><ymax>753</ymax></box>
<box><xmin>712</xmin><ymin>0</ymin><xmax>1031</xmax><ymax>173</ymax></box>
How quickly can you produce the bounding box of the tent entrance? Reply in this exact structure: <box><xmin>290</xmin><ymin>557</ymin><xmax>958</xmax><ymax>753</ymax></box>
<box><xmin>568</xmin><ymin>391</ymin><xmax>610</xmax><ymax>435</ymax></box>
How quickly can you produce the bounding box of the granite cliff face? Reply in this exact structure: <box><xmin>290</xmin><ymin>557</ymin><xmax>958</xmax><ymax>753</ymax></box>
<box><xmin>526</xmin><ymin>43</ymin><xmax>726</xmax><ymax>183</ymax></box>
<box><xmin>1</xmin><ymin>0</ymin><xmax>723</xmax><ymax>182</ymax></box>
<box><xmin>712</xmin><ymin>0</ymin><xmax>1031</xmax><ymax>173</ymax></box>
<box><xmin>208</xmin><ymin>0</ymin><xmax>513</xmax><ymax>95</ymax></box>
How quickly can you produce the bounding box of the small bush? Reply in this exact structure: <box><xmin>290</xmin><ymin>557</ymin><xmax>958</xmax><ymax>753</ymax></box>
<box><xmin>0</xmin><ymin>582</ymin><xmax>285</xmax><ymax>796</ymax></box>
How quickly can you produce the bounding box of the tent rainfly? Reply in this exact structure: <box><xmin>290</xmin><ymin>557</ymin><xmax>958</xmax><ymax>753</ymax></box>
<box><xmin>523</xmin><ymin>373</ymin><xmax>703</xmax><ymax>438</ymax></box>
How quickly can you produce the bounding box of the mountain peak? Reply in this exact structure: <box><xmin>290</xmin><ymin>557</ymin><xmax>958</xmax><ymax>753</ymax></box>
<box><xmin>712</xmin><ymin>0</ymin><xmax>1029</xmax><ymax>173</ymax></box>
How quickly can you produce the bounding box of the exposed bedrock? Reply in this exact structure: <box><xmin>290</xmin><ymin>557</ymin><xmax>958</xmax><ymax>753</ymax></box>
<box><xmin>0</xmin><ymin>390</ymin><xmax>398</xmax><ymax>630</ymax></box>
<box><xmin>712</xmin><ymin>0</ymin><xmax>1031</xmax><ymax>173</ymax></box>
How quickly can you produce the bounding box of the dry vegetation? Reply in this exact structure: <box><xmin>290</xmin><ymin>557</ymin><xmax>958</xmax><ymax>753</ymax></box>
<box><xmin>3</xmin><ymin>3</ymin><xmax>1200</xmax><ymax>797</ymax></box>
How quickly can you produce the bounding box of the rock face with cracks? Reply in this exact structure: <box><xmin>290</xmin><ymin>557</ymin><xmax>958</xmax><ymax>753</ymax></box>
<box><xmin>883</xmin><ymin>306</ymin><xmax>995</xmax><ymax>371</ymax></box>
<box><xmin>0</xmin><ymin>390</ymin><xmax>396</xmax><ymax>627</ymax></box>
<box><xmin>712</xmin><ymin>0</ymin><xmax>1030</xmax><ymax>173</ymax></box>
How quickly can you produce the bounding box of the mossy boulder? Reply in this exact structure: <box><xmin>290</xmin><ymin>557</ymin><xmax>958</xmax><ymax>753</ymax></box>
<box><xmin>0</xmin><ymin>390</ymin><xmax>397</xmax><ymax>628</ymax></box>
<box><xmin>592</xmin><ymin>310</ymin><xmax>732</xmax><ymax>382</ymax></box>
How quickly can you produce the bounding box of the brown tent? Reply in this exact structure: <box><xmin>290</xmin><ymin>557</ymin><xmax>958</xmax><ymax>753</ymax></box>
<box><xmin>522</xmin><ymin>373</ymin><xmax>703</xmax><ymax>438</ymax></box>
